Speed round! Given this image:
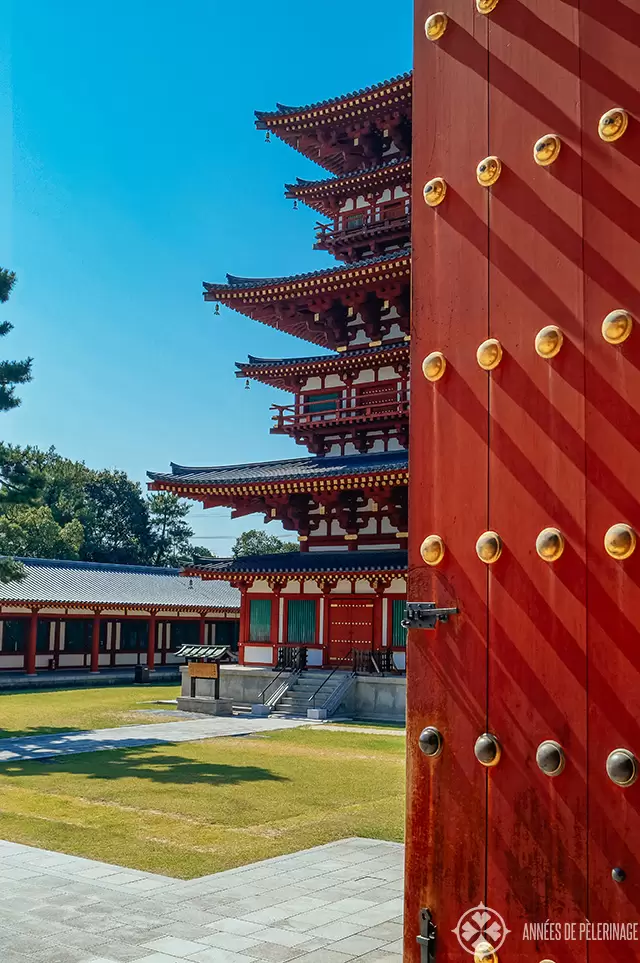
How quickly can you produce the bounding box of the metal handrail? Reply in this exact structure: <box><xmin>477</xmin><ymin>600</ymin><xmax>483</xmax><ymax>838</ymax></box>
<box><xmin>258</xmin><ymin>666</ymin><xmax>288</xmax><ymax>705</ymax></box>
<box><xmin>309</xmin><ymin>650</ymin><xmax>355</xmax><ymax>708</ymax></box>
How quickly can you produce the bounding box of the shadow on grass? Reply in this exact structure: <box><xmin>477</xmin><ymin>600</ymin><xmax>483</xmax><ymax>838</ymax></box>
<box><xmin>0</xmin><ymin>725</ymin><xmax>89</xmax><ymax>739</ymax></box>
<box><xmin>0</xmin><ymin>745</ymin><xmax>289</xmax><ymax>787</ymax></box>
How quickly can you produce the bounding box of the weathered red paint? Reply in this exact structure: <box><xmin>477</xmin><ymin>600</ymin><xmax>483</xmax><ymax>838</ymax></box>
<box><xmin>407</xmin><ymin>1</ymin><xmax>489</xmax><ymax>958</ymax></box>
<box><xmin>408</xmin><ymin>1</ymin><xmax>640</xmax><ymax>960</ymax></box>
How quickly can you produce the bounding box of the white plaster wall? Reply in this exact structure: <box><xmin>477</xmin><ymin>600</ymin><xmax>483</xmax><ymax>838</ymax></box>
<box><xmin>381</xmin><ymin>516</ymin><xmax>399</xmax><ymax>534</ymax></box>
<box><xmin>353</xmin><ymin>369</ymin><xmax>375</xmax><ymax>384</ymax></box>
<box><xmin>282</xmin><ymin>581</ymin><xmax>302</xmax><ymax>595</ymax></box>
<box><xmin>355</xmin><ymin>579</ymin><xmax>375</xmax><ymax>594</ymax></box>
<box><xmin>244</xmin><ymin>645</ymin><xmax>274</xmax><ymax>664</ymax></box>
<box><xmin>301</xmin><ymin>376</ymin><xmax>322</xmax><ymax>391</ymax></box>
<box><xmin>308</xmin><ymin>544</ymin><xmax>350</xmax><ymax>553</ymax></box>
<box><xmin>386</xmin><ymin>578</ymin><xmax>407</xmax><ymax>594</ymax></box>
<box><xmin>248</xmin><ymin>579</ymin><xmax>273</xmax><ymax>594</ymax></box>
<box><xmin>319</xmin><ymin>374</ymin><xmax>341</xmax><ymax>390</ymax></box>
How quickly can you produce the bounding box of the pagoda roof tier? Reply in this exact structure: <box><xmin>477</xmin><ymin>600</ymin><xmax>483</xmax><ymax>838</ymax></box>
<box><xmin>235</xmin><ymin>341</ymin><xmax>409</xmax><ymax>391</ymax></box>
<box><xmin>285</xmin><ymin>158</ymin><xmax>411</xmax><ymax>217</ymax></box>
<box><xmin>148</xmin><ymin>450</ymin><xmax>408</xmax><ymax>502</ymax></box>
<box><xmin>204</xmin><ymin>248</ymin><xmax>411</xmax><ymax>349</ymax></box>
<box><xmin>255</xmin><ymin>73</ymin><xmax>412</xmax><ymax>175</ymax></box>
<box><xmin>183</xmin><ymin>549</ymin><xmax>407</xmax><ymax>584</ymax></box>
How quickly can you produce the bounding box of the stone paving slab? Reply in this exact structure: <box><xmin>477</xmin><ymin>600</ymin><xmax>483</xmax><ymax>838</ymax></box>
<box><xmin>0</xmin><ymin>838</ymin><xmax>403</xmax><ymax>962</ymax></box>
<box><xmin>0</xmin><ymin>716</ymin><xmax>313</xmax><ymax>762</ymax></box>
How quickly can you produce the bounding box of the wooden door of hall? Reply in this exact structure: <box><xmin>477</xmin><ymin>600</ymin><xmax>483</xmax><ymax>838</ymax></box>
<box><xmin>328</xmin><ymin>599</ymin><xmax>374</xmax><ymax>664</ymax></box>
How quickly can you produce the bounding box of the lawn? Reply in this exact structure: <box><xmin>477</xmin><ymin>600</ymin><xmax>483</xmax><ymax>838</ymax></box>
<box><xmin>0</xmin><ymin>685</ymin><xmax>181</xmax><ymax>738</ymax></box>
<box><xmin>0</xmin><ymin>727</ymin><xmax>406</xmax><ymax>878</ymax></box>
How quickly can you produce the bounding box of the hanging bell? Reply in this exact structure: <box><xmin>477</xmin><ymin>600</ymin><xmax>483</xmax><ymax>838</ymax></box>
<box><xmin>265</xmin><ymin>131</ymin><xmax>271</xmax><ymax>143</ymax></box>
<box><xmin>293</xmin><ymin>199</ymin><xmax>298</xmax><ymax>210</ymax></box>
<box><xmin>214</xmin><ymin>303</ymin><xmax>220</xmax><ymax>315</ymax></box>
<box><xmin>244</xmin><ymin>379</ymin><xmax>250</xmax><ymax>390</ymax></box>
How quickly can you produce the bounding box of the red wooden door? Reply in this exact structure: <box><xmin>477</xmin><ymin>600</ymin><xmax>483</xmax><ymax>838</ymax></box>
<box><xmin>328</xmin><ymin>599</ymin><xmax>374</xmax><ymax>663</ymax></box>
<box><xmin>407</xmin><ymin>0</ymin><xmax>490</xmax><ymax>958</ymax></box>
<box><xmin>408</xmin><ymin>1</ymin><xmax>640</xmax><ymax>961</ymax></box>
<box><xmin>485</xmin><ymin>3</ymin><xmax>587</xmax><ymax>958</ymax></box>
<box><xmin>582</xmin><ymin>8</ymin><xmax>640</xmax><ymax>958</ymax></box>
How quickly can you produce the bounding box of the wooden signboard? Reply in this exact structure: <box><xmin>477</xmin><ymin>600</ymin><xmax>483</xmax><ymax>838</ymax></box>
<box><xmin>188</xmin><ymin>662</ymin><xmax>219</xmax><ymax>680</ymax></box>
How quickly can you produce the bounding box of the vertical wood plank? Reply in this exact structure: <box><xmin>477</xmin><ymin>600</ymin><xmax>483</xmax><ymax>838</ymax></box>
<box><xmin>582</xmin><ymin>3</ymin><xmax>640</xmax><ymax>952</ymax></box>
<box><xmin>485</xmin><ymin>2</ymin><xmax>588</xmax><ymax>956</ymax></box>
<box><xmin>407</xmin><ymin>1</ymin><xmax>489</xmax><ymax>959</ymax></box>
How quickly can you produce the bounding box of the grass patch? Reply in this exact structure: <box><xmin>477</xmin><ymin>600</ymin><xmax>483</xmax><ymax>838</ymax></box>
<box><xmin>0</xmin><ymin>728</ymin><xmax>405</xmax><ymax>878</ymax></box>
<box><xmin>326</xmin><ymin>720</ymin><xmax>406</xmax><ymax>730</ymax></box>
<box><xmin>0</xmin><ymin>686</ymin><xmax>181</xmax><ymax>738</ymax></box>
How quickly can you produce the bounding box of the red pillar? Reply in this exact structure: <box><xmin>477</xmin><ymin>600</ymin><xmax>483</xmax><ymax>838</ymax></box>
<box><xmin>147</xmin><ymin>612</ymin><xmax>157</xmax><ymax>671</ymax></box>
<box><xmin>199</xmin><ymin>613</ymin><xmax>207</xmax><ymax>647</ymax></box>
<box><xmin>25</xmin><ymin>609</ymin><xmax>38</xmax><ymax>675</ymax></box>
<box><xmin>238</xmin><ymin>586</ymin><xmax>249</xmax><ymax>665</ymax></box>
<box><xmin>90</xmin><ymin>612</ymin><xmax>101</xmax><ymax>674</ymax></box>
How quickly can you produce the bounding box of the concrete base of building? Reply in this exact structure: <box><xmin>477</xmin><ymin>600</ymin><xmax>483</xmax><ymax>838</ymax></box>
<box><xmin>176</xmin><ymin>696</ymin><xmax>234</xmax><ymax>715</ymax></box>
<box><xmin>307</xmin><ymin>707</ymin><xmax>328</xmax><ymax>720</ymax></box>
<box><xmin>251</xmin><ymin>703</ymin><xmax>271</xmax><ymax>717</ymax></box>
<box><xmin>180</xmin><ymin>665</ymin><xmax>406</xmax><ymax>723</ymax></box>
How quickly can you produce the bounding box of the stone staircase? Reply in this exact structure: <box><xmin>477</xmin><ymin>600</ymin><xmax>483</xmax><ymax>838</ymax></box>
<box><xmin>272</xmin><ymin>669</ymin><xmax>354</xmax><ymax>718</ymax></box>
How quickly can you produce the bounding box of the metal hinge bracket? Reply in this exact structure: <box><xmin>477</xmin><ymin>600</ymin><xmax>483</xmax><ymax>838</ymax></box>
<box><xmin>416</xmin><ymin>907</ymin><xmax>437</xmax><ymax>963</ymax></box>
<box><xmin>402</xmin><ymin>602</ymin><xmax>458</xmax><ymax>630</ymax></box>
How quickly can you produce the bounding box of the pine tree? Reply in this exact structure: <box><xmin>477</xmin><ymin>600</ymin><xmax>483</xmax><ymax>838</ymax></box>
<box><xmin>0</xmin><ymin>271</ymin><xmax>36</xmax><ymax>581</ymax></box>
<box><xmin>0</xmin><ymin>270</ymin><xmax>33</xmax><ymax>412</ymax></box>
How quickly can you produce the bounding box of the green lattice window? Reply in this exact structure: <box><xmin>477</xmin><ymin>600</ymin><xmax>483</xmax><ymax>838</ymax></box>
<box><xmin>391</xmin><ymin>600</ymin><xmax>407</xmax><ymax>648</ymax></box>
<box><xmin>286</xmin><ymin>599</ymin><xmax>317</xmax><ymax>644</ymax></box>
<box><xmin>249</xmin><ymin>599</ymin><xmax>272</xmax><ymax>642</ymax></box>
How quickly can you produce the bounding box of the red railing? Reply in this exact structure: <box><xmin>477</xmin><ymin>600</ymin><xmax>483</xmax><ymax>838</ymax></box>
<box><xmin>315</xmin><ymin>213</ymin><xmax>409</xmax><ymax>247</ymax></box>
<box><xmin>271</xmin><ymin>393</ymin><xmax>410</xmax><ymax>432</ymax></box>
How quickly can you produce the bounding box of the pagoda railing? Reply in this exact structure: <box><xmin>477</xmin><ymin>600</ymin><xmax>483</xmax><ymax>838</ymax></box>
<box><xmin>314</xmin><ymin>213</ymin><xmax>410</xmax><ymax>250</ymax></box>
<box><xmin>271</xmin><ymin>393</ymin><xmax>410</xmax><ymax>433</ymax></box>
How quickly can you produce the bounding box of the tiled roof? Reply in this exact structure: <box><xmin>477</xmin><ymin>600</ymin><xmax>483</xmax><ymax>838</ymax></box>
<box><xmin>254</xmin><ymin>72</ymin><xmax>412</xmax><ymax>124</ymax></box>
<box><xmin>284</xmin><ymin>158</ymin><xmax>412</xmax><ymax>213</ymax></box>
<box><xmin>236</xmin><ymin>342</ymin><xmax>407</xmax><ymax>371</ymax></box>
<box><xmin>148</xmin><ymin>450</ymin><xmax>408</xmax><ymax>487</ymax></box>
<box><xmin>206</xmin><ymin>247</ymin><xmax>410</xmax><ymax>295</ymax></box>
<box><xmin>0</xmin><ymin>558</ymin><xmax>240</xmax><ymax>611</ymax></box>
<box><xmin>188</xmin><ymin>549</ymin><xmax>408</xmax><ymax>576</ymax></box>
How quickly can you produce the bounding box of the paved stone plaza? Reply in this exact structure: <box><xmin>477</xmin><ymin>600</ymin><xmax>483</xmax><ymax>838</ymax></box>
<box><xmin>0</xmin><ymin>837</ymin><xmax>403</xmax><ymax>962</ymax></box>
<box><xmin>0</xmin><ymin>716</ymin><xmax>312</xmax><ymax>763</ymax></box>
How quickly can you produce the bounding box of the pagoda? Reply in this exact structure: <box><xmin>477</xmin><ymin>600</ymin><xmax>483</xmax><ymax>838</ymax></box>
<box><xmin>149</xmin><ymin>72</ymin><xmax>412</xmax><ymax>670</ymax></box>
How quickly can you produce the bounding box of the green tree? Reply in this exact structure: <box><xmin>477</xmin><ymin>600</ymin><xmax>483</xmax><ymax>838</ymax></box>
<box><xmin>0</xmin><ymin>270</ymin><xmax>33</xmax><ymax>413</ymax></box>
<box><xmin>148</xmin><ymin>492</ymin><xmax>194</xmax><ymax>566</ymax></box>
<box><xmin>191</xmin><ymin>545</ymin><xmax>216</xmax><ymax>560</ymax></box>
<box><xmin>0</xmin><ymin>506</ymin><xmax>83</xmax><ymax>559</ymax></box>
<box><xmin>232</xmin><ymin>529</ymin><xmax>298</xmax><ymax>557</ymax></box>
<box><xmin>81</xmin><ymin>470</ymin><xmax>153</xmax><ymax>564</ymax></box>
<box><xmin>0</xmin><ymin>271</ymin><xmax>36</xmax><ymax>582</ymax></box>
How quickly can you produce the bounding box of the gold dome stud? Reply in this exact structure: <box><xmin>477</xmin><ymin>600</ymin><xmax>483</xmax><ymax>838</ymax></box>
<box><xmin>476</xmin><ymin>0</ymin><xmax>500</xmax><ymax>13</ymax></box>
<box><xmin>423</xmin><ymin>177</ymin><xmax>447</xmax><ymax>207</ymax></box>
<box><xmin>425</xmin><ymin>12</ymin><xmax>448</xmax><ymax>40</ymax></box>
<box><xmin>534</xmin><ymin>134</ymin><xmax>562</xmax><ymax>167</ymax></box>
<box><xmin>599</xmin><ymin>108</ymin><xmax>629</xmax><ymax>143</ymax></box>
<box><xmin>422</xmin><ymin>351</ymin><xmax>446</xmax><ymax>382</ymax></box>
<box><xmin>536</xmin><ymin>528</ymin><xmax>565</xmax><ymax>562</ymax></box>
<box><xmin>474</xmin><ymin>941</ymin><xmax>498</xmax><ymax>963</ymax></box>
<box><xmin>476</xmin><ymin>338</ymin><xmax>503</xmax><ymax>370</ymax></box>
<box><xmin>420</xmin><ymin>534</ymin><xmax>445</xmax><ymax>567</ymax></box>
<box><xmin>604</xmin><ymin>524</ymin><xmax>636</xmax><ymax>560</ymax></box>
<box><xmin>535</xmin><ymin>325</ymin><xmax>564</xmax><ymax>359</ymax></box>
<box><xmin>602</xmin><ymin>309</ymin><xmax>633</xmax><ymax>345</ymax></box>
<box><xmin>476</xmin><ymin>531</ymin><xmax>502</xmax><ymax>564</ymax></box>
<box><xmin>476</xmin><ymin>156</ymin><xmax>502</xmax><ymax>187</ymax></box>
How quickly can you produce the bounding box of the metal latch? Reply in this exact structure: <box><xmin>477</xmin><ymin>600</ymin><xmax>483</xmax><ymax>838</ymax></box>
<box><xmin>416</xmin><ymin>907</ymin><xmax>437</xmax><ymax>963</ymax></box>
<box><xmin>402</xmin><ymin>602</ymin><xmax>458</xmax><ymax>630</ymax></box>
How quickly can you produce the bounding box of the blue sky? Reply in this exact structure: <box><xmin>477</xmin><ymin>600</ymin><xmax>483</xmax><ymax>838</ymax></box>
<box><xmin>3</xmin><ymin>0</ymin><xmax>412</xmax><ymax>551</ymax></box>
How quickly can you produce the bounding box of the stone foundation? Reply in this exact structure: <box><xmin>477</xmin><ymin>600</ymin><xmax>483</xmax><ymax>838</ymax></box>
<box><xmin>178</xmin><ymin>665</ymin><xmax>406</xmax><ymax>723</ymax></box>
